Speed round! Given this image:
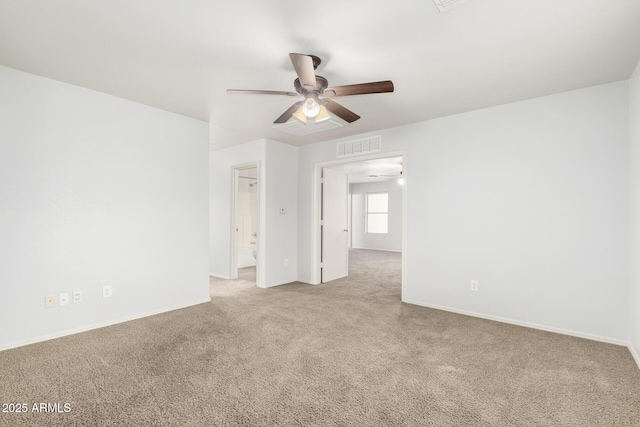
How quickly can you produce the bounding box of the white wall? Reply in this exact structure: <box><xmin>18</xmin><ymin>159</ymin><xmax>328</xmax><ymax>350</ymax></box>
<box><xmin>209</xmin><ymin>138</ymin><xmax>297</xmax><ymax>287</ymax></box>
<box><xmin>629</xmin><ymin>59</ymin><xmax>640</xmax><ymax>366</ymax></box>
<box><xmin>0</xmin><ymin>66</ymin><xmax>210</xmax><ymax>350</ymax></box>
<box><xmin>264</xmin><ymin>139</ymin><xmax>298</xmax><ymax>286</ymax></box>
<box><xmin>350</xmin><ymin>180</ymin><xmax>403</xmax><ymax>252</ymax></box>
<box><xmin>298</xmin><ymin>81</ymin><xmax>629</xmax><ymax>343</ymax></box>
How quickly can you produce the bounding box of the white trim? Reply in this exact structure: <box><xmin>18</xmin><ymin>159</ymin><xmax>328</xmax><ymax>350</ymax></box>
<box><xmin>402</xmin><ymin>298</ymin><xmax>628</xmax><ymax>347</ymax></box>
<box><xmin>310</xmin><ymin>165</ymin><xmax>322</xmax><ymax>284</ymax></box>
<box><xmin>230</xmin><ymin>161</ymin><xmax>261</xmax><ymax>285</ymax></box>
<box><xmin>294</xmin><ymin>279</ymin><xmax>320</xmax><ymax>286</ymax></box>
<box><xmin>230</xmin><ymin>167</ymin><xmax>238</xmax><ymax>279</ymax></box>
<box><xmin>0</xmin><ymin>297</ymin><xmax>212</xmax><ymax>352</ymax></box>
<box><xmin>258</xmin><ymin>281</ymin><xmax>291</xmax><ymax>289</ymax></box>
<box><xmin>401</xmin><ymin>157</ymin><xmax>407</xmax><ymax>302</ymax></box>
<box><xmin>351</xmin><ymin>247</ymin><xmax>402</xmax><ymax>253</ymax></box>
<box><xmin>630</xmin><ymin>343</ymin><xmax>640</xmax><ymax>370</ymax></box>
<box><xmin>210</xmin><ymin>273</ymin><xmax>230</xmax><ymax>279</ymax></box>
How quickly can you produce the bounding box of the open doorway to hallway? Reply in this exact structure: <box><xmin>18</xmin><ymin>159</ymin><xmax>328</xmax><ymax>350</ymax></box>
<box><xmin>346</xmin><ymin>156</ymin><xmax>403</xmax><ymax>254</ymax></box>
<box><xmin>315</xmin><ymin>153</ymin><xmax>406</xmax><ymax>299</ymax></box>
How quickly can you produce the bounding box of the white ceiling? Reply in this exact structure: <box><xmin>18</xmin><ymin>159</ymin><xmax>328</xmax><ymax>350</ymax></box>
<box><xmin>340</xmin><ymin>156</ymin><xmax>403</xmax><ymax>184</ymax></box>
<box><xmin>1</xmin><ymin>1</ymin><xmax>639</xmax><ymax>150</ymax></box>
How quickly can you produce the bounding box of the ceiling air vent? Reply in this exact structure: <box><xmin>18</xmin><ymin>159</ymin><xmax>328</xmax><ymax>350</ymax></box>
<box><xmin>433</xmin><ymin>0</ymin><xmax>469</xmax><ymax>12</ymax></box>
<box><xmin>273</xmin><ymin>119</ymin><xmax>343</xmax><ymax>136</ymax></box>
<box><xmin>337</xmin><ymin>136</ymin><xmax>381</xmax><ymax>158</ymax></box>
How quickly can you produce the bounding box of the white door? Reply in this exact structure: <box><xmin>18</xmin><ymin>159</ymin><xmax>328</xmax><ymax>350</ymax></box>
<box><xmin>322</xmin><ymin>168</ymin><xmax>349</xmax><ymax>283</ymax></box>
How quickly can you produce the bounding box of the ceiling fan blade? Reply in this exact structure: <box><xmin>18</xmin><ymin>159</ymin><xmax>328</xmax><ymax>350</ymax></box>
<box><xmin>323</xmin><ymin>99</ymin><xmax>361</xmax><ymax>123</ymax></box>
<box><xmin>227</xmin><ymin>89</ymin><xmax>299</xmax><ymax>96</ymax></box>
<box><xmin>289</xmin><ymin>53</ymin><xmax>317</xmax><ymax>90</ymax></box>
<box><xmin>274</xmin><ymin>101</ymin><xmax>304</xmax><ymax>124</ymax></box>
<box><xmin>323</xmin><ymin>80</ymin><xmax>394</xmax><ymax>97</ymax></box>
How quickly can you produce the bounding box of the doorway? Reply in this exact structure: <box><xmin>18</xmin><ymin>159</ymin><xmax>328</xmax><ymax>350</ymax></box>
<box><xmin>231</xmin><ymin>163</ymin><xmax>260</xmax><ymax>285</ymax></box>
<box><xmin>313</xmin><ymin>151</ymin><xmax>407</xmax><ymax>299</ymax></box>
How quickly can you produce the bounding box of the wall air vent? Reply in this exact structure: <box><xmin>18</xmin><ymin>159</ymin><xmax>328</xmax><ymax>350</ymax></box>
<box><xmin>433</xmin><ymin>0</ymin><xmax>469</xmax><ymax>12</ymax></box>
<box><xmin>336</xmin><ymin>136</ymin><xmax>381</xmax><ymax>158</ymax></box>
<box><xmin>273</xmin><ymin>119</ymin><xmax>343</xmax><ymax>137</ymax></box>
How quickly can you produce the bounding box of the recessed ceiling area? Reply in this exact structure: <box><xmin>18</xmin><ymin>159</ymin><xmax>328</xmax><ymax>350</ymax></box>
<box><xmin>273</xmin><ymin>118</ymin><xmax>344</xmax><ymax>137</ymax></box>
<box><xmin>329</xmin><ymin>156</ymin><xmax>403</xmax><ymax>184</ymax></box>
<box><xmin>0</xmin><ymin>0</ymin><xmax>639</xmax><ymax>150</ymax></box>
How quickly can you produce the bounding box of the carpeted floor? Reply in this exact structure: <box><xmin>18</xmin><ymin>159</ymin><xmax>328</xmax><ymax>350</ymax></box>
<box><xmin>1</xmin><ymin>249</ymin><xmax>639</xmax><ymax>426</ymax></box>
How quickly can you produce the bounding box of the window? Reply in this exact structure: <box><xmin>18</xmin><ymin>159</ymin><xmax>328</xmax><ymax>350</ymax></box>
<box><xmin>366</xmin><ymin>193</ymin><xmax>388</xmax><ymax>234</ymax></box>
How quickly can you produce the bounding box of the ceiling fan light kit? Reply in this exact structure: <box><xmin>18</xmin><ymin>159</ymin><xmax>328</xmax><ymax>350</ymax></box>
<box><xmin>292</xmin><ymin>95</ymin><xmax>331</xmax><ymax>125</ymax></box>
<box><xmin>292</xmin><ymin>106</ymin><xmax>308</xmax><ymax>124</ymax></box>
<box><xmin>314</xmin><ymin>105</ymin><xmax>331</xmax><ymax>123</ymax></box>
<box><xmin>227</xmin><ymin>53</ymin><xmax>394</xmax><ymax>129</ymax></box>
<box><xmin>301</xmin><ymin>96</ymin><xmax>320</xmax><ymax>118</ymax></box>
<box><xmin>433</xmin><ymin>0</ymin><xmax>470</xmax><ymax>12</ymax></box>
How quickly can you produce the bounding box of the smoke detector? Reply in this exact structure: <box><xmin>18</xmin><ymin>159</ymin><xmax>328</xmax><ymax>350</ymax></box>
<box><xmin>433</xmin><ymin>0</ymin><xmax>469</xmax><ymax>12</ymax></box>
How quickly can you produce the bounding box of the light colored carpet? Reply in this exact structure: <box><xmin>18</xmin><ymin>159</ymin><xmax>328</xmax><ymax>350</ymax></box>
<box><xmin>1</xmin><ymin>249</ymin><xmax>639</xmax><ymax>426</ymax></box>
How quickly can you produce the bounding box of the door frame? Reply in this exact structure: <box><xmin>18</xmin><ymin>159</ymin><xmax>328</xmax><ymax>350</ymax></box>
<box><xmin>230</xmin><ymin>161</ymin><xmax>261</xmax><ymax>285</ymax></box>
<box><xmin>311</xmin><ymin>150</ymin><xmax>408</xmax><ymax>299</ymax></box>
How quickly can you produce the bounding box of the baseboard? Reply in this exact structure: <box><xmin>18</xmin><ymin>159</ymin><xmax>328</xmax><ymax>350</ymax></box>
<box><xmin>259</xmin><ymin>280</ymin><xmax>298</xmax><ymax>289</ymax></box>
<box><xmin>402</xmin><ymin>298</ymin><xmax>628</xmax><ymax>347</ymax></box>
<box><xmin>351</xmin><ymin>247</ymin><xmax>402</xmax><ymax>253</ymax></box>
<box><xmin>630</xmin><ymin>343</ymin><xmax>640</xmax><ymax>370</ymax></box>
<box><xmin>209</xmin><ymin>273</ymin><xmax>230</xmax><ymax>279</ymax></box>
<box><xmin>0</xmin><ymin>297</ymin><xmax>212</xmax><ymax>352</ymax></box>
<box><xmin>294</xmin><ymin>277</ymin><xmax>320</xmax><ymax>285</ymax></box>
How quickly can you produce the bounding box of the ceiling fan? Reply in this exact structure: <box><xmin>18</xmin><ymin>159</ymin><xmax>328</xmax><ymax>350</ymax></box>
<box><xmin>369</xmin><ymin>171</ymin><xmax>403</xmax><ymax>182</ymax></box>
<box><xmin>227</xmin><ymin>53</ymin><xmax>394</xmax><ymax>125</ymax></box>
<box><xmin>368</xmin><ymin>160</ymin><xmax>403</xmax><ymax>182</ymax></box>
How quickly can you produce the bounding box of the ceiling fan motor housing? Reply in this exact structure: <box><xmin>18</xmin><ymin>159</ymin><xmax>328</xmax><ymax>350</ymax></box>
<box><xmin>308</xmin><ymin>54</ymin><xmax>321</xmax><ymax>70</ymax></box>
<box><xmin>294</xmin><ymin>76</ymin><xmax>328</xmax><ymax>95</ymax></box>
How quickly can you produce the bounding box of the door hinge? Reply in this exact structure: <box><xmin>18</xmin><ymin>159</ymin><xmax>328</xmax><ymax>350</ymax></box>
<box><xmin>320</xmin><ymin>220</ymin><xmax>324</xmax><ymax>226</ymax></box>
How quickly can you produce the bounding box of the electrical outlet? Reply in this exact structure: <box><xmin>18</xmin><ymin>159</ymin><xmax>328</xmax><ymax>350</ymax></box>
<box><xmin>73</xmin><ymin>290</ymin><xmax>82</xmax><ymax>303</ymax></box>
<box><xmin>59</xmin><ymin>293</ymin><xmax>69</xmax><ymax>306</ymax></box>
<box><xmin>102</xmin><ymin>285</ymin><xmax>112</xmax><ymax>298</ymax></box>
<box><xmin>45</xmin><ymin>295</ymin><xmax>56</xmax><ymax>308</ymax></box>
<box><xmin>284</xmin><ymin>258</ymin><xmax>289</xmax><ymax>267</ymax></box>
<box><xmin>470</xmin><ymin>280</ymin><xmax>479</xmax><ymax>292</ymax></box>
